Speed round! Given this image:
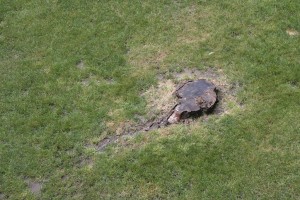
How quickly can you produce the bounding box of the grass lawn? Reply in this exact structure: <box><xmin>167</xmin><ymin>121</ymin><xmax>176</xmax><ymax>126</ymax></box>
<box><xmin>0</xmin><ymin>0</ymin><xmax>299</xmax><ymax>199</ymax></box>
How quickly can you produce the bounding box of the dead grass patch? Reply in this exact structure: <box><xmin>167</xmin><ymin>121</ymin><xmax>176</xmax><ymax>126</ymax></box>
<box><xmin>25</xmin><ymin>179</ymin><xmax>43</xmax><ymax>196</ymax></box>
<box><xmin>142</xmin><ymin>79</ymin><xmax>177</xmax><ymax>119</ymax></box>
<box><xmin>76</xmin><ymin>60</ymin><xmax>85</xmax><ymax>69</ymax></box>
<box><xmin>286</xmin><ymin>29</ymin><xmax>299</xmax><ymax>36</ymax></box>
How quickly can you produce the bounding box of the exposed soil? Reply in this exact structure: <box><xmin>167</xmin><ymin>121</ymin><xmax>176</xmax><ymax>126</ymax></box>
<box><xmin>25</xmin><ymin>179</ymin><xmax>42</xmax><ymax>196</ymax></box>
<box><xmin>93</xmin><ymin>67</ymin><xmax>241</xmax><ymax>152</ymax></box>
<box><xmin>76</xmin><ymin>60</ymin><xmax>85</xmax><ymax>69</ymax></box>
<box><xmin>77</xmin><ymin>157</ymin><xmax>94</xmax><ymax>169</ymax></box>
<box><xmin>104</xmin><ymin>78</ymin><xmax>116</xmax><ymax>85</ymax></box>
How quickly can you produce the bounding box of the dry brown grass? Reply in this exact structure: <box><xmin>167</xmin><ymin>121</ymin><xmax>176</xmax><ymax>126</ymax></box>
<box><xmin>286</xmin><ymin>29</ymin><xmax>299</xmax><ymax>36</ymax></box>
<box><xmin>142</xmin><ymin>79</ymin><xmax>177</xmax><ymax>118</ymax></box>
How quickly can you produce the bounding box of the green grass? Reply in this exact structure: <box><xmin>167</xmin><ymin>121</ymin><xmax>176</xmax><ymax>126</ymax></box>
<box><xmin>0</xmin><ymin>0</ymin><xmax>299</xmax><ymax>199</ymax></box>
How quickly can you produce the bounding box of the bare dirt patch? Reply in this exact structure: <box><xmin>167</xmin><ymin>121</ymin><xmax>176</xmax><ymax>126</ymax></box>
<box><xmin>25</xmin><ymin>179</ymin><xmax>42</xmax><ymax>196</ymax></box>
<box><xmin>0</xmin><ymin>193</ymin><xmax>5</xmax><ymax>200</ymax></box>
<box><xmin>76</xmin><ymin>60</ymin><xmax>85</xmax><ymax>69</ymax></box>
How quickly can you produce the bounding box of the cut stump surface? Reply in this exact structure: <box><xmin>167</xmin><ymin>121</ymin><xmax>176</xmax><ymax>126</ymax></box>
<box><xmin>168</xmin><ymin>80</ymin><xmax>217</xmax><ymax>123</ymax></box>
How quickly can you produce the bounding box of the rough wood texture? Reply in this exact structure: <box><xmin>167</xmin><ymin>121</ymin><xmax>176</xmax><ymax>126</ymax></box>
<box><xmin>168</xmin><ymin>80</ymin><xmax>217</xmax><ymax>123</ymax></box>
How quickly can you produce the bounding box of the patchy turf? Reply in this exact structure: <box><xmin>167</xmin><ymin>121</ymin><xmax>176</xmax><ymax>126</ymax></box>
<box><xmin>142</xmin><ymin>79</ymin><xmax>176</xmax><ymax>119</ymax></box>
<box><xmin>0</xmin><ymin>0</ymin><xmax>300</xmax><ymax>199</ymax></box>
